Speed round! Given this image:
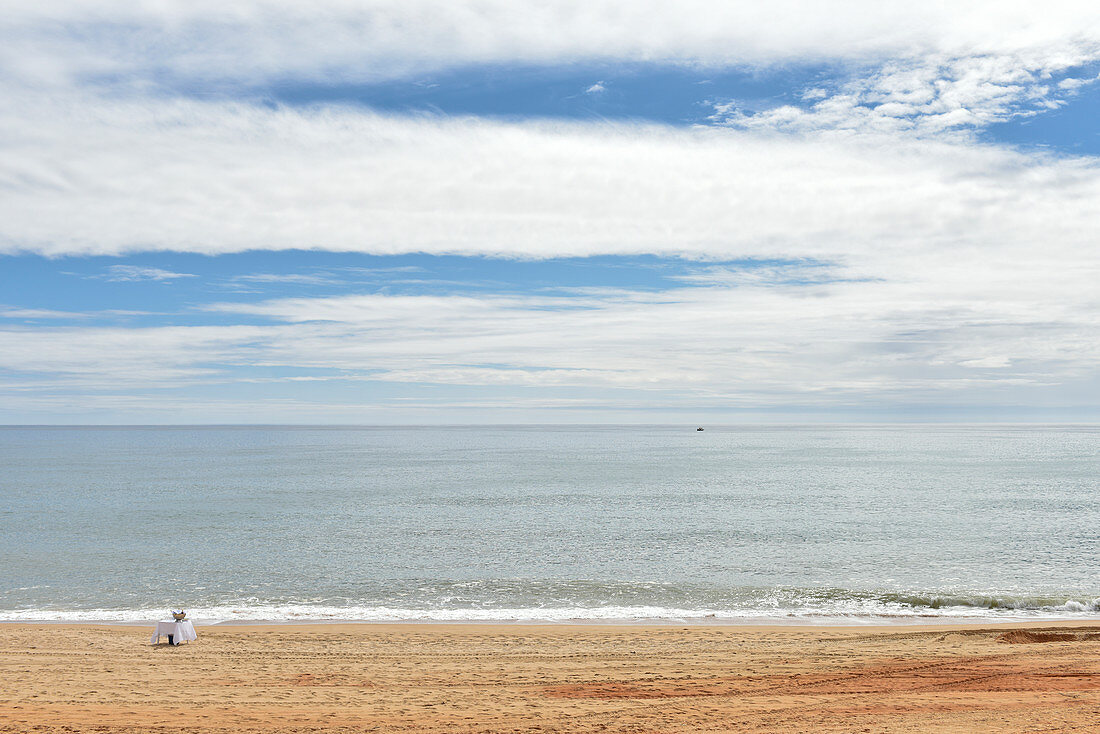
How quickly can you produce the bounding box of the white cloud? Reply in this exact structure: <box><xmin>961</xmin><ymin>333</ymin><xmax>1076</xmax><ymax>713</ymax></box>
<box><xmin>3</xmin><ymin>98</ymin><xmax>1100</xmax><ymax>265</ymax></box>
<box><xmin>0</xmin><ymin>324</ymin><xmax>268</xmax><ymax>384</ymax></box>
<box><xmin>2</xmin><ymin>1</ymin><xmax>1099</xmax><ymax>421</ymax></box>
<box><xmin>99</xmin><ymin>265</ymin><xmax>196</xmax><ymax>282</ymax></box>
<box><xmin>228</xmin><ymin>273</ymin><xmax>332</xmax><ymax>285</ymax></box>
<box><xmin>4</xmin><ymin>2</ymin><xmax>1100</xmax><ymax>87</ymax></box>
<box><xmin>671</xmin><ymin>262</ymin><xmax>850</xmax><ymax>287</ymax></box>
<box><xmin>711</xmin><ymin>53</ymin><xmax>1100</xmax><ymax>135</ymax></box>
<box><xmin>0</xmin><ymin>308</ymin><xmax>89</xmax><ymax>320</ymax></box>
<box><xmin>4</xmin><ymin>2</ymin><xmax>1099</xmax><ymax>159</ymax></box>
<box><xmin>2</xmin><ymin>256</ymin><xmax>1096</xmax><ymax>417</ymax></box>
<box><xmin>0</xmin><ymin>307</ymin><xmax>153</xmax><ymax>320</ymax></box>
<box><xmin>3</xmin><ymin>2</ymin><xmax>1099</xmax><ymax>264</ymax></box>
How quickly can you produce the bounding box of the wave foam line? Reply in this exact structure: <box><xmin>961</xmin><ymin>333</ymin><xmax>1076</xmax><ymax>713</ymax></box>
<box><xmin>3</xmin><ymin>601</ymin><xmax>1100</xmax><ymax>624</ymax></box>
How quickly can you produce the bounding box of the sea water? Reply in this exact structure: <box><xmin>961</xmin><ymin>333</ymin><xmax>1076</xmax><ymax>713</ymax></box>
<box><xmin>1</xmin><ymin>425</ymin><xmax>1097</xmax><ymax>623</ymax></box>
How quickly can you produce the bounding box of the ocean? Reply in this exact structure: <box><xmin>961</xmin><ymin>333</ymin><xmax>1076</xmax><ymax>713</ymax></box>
<box><xmin>1</xmin><ymin>425</ymin><xmax>1097</xmax><ymax>624</ymax></box>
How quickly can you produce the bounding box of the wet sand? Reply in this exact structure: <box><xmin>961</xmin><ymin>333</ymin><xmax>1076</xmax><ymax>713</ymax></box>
<box><xmin>2</xmin><ymin>621</ymin><xmax>1100</xmax><ymax>732</ymax></box>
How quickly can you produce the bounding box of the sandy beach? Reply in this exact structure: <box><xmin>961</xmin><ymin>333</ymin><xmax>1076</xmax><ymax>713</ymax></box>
<box><xmin>2</xmin><ymin>622</ymin><xmax>1099</xmax><ymax>732</ymax></box>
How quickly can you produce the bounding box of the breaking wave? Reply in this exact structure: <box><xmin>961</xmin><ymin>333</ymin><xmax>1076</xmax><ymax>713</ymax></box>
<box><xmin>3</xmin><ymin>588</ymin><xmax>1099</xmax><ymax>624</ymax></box>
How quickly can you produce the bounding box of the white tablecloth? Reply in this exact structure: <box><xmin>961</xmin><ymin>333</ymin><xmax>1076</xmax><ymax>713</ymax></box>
<box><xmin>150</xmin><ymin>620</ymin><xmax>197</xmax><ymax>645</ymax></box>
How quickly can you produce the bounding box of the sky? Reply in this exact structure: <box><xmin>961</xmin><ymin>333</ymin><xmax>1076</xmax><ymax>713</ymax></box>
<box><xmin>1</xmin><ymin>1</ymin><xmax>1098</xmax><ymax>424</ymax></box>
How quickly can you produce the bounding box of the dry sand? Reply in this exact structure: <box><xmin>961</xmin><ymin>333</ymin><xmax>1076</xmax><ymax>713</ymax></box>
<box><xmin>3</xmin><ymin>621</ymin><xmax>1100</xmax><ymax>732</ymax></box>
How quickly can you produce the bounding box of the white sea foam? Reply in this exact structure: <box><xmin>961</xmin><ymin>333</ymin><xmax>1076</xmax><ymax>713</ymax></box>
<box><xmin>2</xmin><ymin>600</ymin><xmax>1098</xmax><ymax>624</ymax></box>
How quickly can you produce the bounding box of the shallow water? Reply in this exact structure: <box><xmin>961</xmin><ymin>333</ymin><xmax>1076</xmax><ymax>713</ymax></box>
<box><xmin>1</xmin><ymin>425</ymin><xmax>1097</xmax><ymax>622</ymax></box>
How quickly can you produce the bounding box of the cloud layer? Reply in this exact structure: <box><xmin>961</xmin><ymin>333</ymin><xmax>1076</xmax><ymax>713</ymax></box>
<box><xmin>4</xmin><ymin>99</ymin><xmax>1100</xmax><ymax>264</ymax></box>
<box><xmin>4</xmin><ymin>1</ymin><xmax>1100</xmax><ymax>262</ymax></box>
<box><xmin>6</xmin><ymin>1</ymin><xmax>1100</xmax><ymax>86</ymax></box>
<box><xmin>2</xmin><ymin>2</ymin><xmax>1099</xmax><ymax>421</ymax></box>
<box><xmin>1</xmin><ymin>273</ymin><xmax>1096</xmax><ymax>421</ymax></box>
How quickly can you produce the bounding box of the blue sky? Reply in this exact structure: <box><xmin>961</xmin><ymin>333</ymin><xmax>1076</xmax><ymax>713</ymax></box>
<box><xmin>1</xmin><ymin>2</ymin><xmax>1099</xmax><ymax>423</ymax></box>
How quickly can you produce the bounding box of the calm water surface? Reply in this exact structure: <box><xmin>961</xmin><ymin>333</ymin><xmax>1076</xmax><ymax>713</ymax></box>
<box><xmin>1</xmin><ymin>425</ymin><xmax>1097</xmax><ymax>622</ymax></box>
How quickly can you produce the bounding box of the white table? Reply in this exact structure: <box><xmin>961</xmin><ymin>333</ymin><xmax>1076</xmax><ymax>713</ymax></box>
<box><xmin>150</xmin><ymin>620</ymin><xmax>197</xmax><ymax>645</ymax></box>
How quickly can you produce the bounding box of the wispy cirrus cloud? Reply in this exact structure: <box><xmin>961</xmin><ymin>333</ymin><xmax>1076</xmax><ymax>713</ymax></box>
<box><xmin>0</xmin><ymin>307</ymin><xmax>152</xmax><ymax>320</ymax></box>
<box><xmin>0</xmin><ymin>308</ymin><xmax>90</xmax><ymax>320</ymax></box>
<box><xmin>96</xmin><ymin>265</ymin><xmax>196</xmax><ymax>282</ymax></box>
<box><xmin>227</xmin><ymin>273</ymin><xmax>335</xmax><ymax>285</ymax></box>
<box><xmin>3</xmin><ymin>256</ymin><xmax>1096</xmax><ymax>410</ymax></box>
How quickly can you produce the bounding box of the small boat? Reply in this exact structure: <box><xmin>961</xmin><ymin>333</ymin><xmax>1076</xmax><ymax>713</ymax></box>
<box><xmin>696</xmin><ymin>427</ymin><xmax>704</xmax><ymax>431</ymax></box>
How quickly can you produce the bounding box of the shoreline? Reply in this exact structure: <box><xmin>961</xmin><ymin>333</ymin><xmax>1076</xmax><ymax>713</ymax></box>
<box><xmin>6</xmin><ymin>616</ymin><xmax>1100</xmax><ymax>633</ymax></box>
<box><xmin>7</xmin><ymin>618</ymin><xmax>1100</xmax><ymax>632</ymax></box>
